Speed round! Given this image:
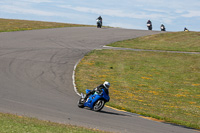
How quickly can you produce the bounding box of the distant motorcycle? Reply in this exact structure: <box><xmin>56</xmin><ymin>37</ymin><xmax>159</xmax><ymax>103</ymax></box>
<box><xmin>160</xmin><ymin>25</ymin><xmax>166</xmax><ymax>31</ymax></box>
<box><xmin>78</xmin><ymin>89</ymin><xmax>110</xmax><ymax>111</ymax></box>
<box><xmin>147</xmin><ymin>23</ymin><xmax>152</xmax><ymax>30</ymax></box>
<box><xmin>96</xmin><ymin>19</ymin><xmax>102</xmax><ymax>28</ymax></box>
<box><xmin>184</xmin><ymin>27</ymin><xmax>189</xmax><ymax>31</ymax></box>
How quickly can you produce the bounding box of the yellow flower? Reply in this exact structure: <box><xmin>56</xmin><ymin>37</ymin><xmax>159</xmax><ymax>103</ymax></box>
<box><xmin>175</xmin><ymin>94</ymin><xmax>186</xmax><ymax>97</ymax></box>
<box><xmin>149</xmin><ymin>91</ymin><xmax>159</xmax><ymax>95</ymax></box>
<box><xmin>99</xmin><ymin>75</ymin><xmax>107</xmax><ymax>78</ymax></box>
<box><xmin>195</xmin><ymin>106</ymin><xmax>200</xmax><ymax>108</ymax></box>
<box><xmin>189</xmin><ymin>101</ymin><xmax>196</xmax><ymax>104</ymax></box>
<box><xmin>137</xmin><ymin>84</ymin><xmax>146</xmax><ymax>87</ymax></box>
<box><xmin>141</xmin><ymin>77</ymin><xmax>153</xmax><ymax>80</ymax></box>
<box><xmin>192</xmin><ymin>84</ymin><xmax>200</xmax><ymax>86</ymax></box>
<box><xmin>121</xmin><ymin>107</ymin><xmax>125</xmax><ymax>110</ymax></box>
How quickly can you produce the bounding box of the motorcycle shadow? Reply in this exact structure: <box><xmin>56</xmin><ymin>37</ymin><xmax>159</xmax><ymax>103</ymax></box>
<box><xmin>81</xmin><ymin>107</ymin><xmax>134</xmax><ymax>117</ymax></box>
<box><xmin>98</xmin><ymin>110</ymin><xmax>133</xmax><ymax>117</ymax></box>
<box><xmin>96</xmin><ymin>27</ymin><xmax>110</xmax><ymax>29</ymax></box>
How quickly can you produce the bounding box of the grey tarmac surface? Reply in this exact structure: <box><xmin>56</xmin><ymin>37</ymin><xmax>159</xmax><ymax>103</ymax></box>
<box><xmin>0</xmin><ymin>27</ymin><xmax>198</xmax><ymax>133</ymax></box>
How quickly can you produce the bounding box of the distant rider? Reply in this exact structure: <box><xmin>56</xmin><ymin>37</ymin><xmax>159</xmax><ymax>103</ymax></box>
<box><xmin>184</xmin><ymin>27</ymin><xmax>189</xmax><ymax>31</ymax></box>
<box><xmin>147</xmin><ymin>20</ymin><xmax>152</xmax><ymax>30</ymax></box>
<box><xmin>97</xmin><ymin>16</ymin><xmax>102</xmax><ymax>22</ymax></box>
<box><xmin>160</xmin><ymin>24</ymin><xmax>166</xmax><ymax>31</ymax></box>
<box><xmin>97</xmin><ymin>16</ymin><xmax>103</xmax><ymax>25</ymax></box>
<box><xmin>84</xmin><ymin>81</ymin><xmax>110</xmax><ymax>100</ymax></box>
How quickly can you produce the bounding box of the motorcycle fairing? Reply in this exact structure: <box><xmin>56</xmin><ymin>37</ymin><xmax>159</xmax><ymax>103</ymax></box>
<box><xmin>84</xmin><ymin>89</ymin><xmax>109</xmax><ymax>109</ymax></box>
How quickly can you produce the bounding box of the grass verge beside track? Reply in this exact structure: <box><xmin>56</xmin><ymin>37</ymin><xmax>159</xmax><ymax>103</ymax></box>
<box><xmin>75</xmin><ymin>32</ymin><xmax>200</xmax><ymax>129</ymax></box>
<box><xmin>0</xmin><ymin>113</ymin><xmax>110</xmax><ymax>133</ymax></box>
<box><xmin>0</xmin><ymin>18</ymin><xmax>94</xmax><ymax>32</ymax></box>
<box><xmin>108</xmin><ymin>31</ymin><xmax>200</xmax><ymax>52</ymax></box>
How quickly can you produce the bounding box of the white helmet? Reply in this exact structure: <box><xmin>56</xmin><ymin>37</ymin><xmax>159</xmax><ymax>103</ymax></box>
<box><xmin>103</xmin><ymin>81</ymin><xmax>110</xmax><ymax>89</ymax></box>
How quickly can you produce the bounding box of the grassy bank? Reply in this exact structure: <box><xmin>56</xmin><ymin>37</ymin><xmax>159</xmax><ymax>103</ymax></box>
<box><xmin>0</xmin><ymin>18</ymin><xmax>94</xmax><ymax>32</ymax></box>
<box><xmin>108</xmin><ymin>32</ymin><xmax>200</xmax><ymax>52</ymax></box>
<box><xmin>0</xmin><ymin>113</ymin><xmax>109</xmax><ymax>133</ymax></box>
<box><xmin>76</xmin><ymin>49</ymin><xmax>200</xmax><ymax>128</ymax></box>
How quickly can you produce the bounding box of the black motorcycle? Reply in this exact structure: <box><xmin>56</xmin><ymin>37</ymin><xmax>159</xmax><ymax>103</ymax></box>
<box><xmin>161</xmin><ymin>25</ymin><xmax>166</xmax><ymax>31</ymax></box>
<box><xmin>96</xmin><ymin>19</ymin><xmax>102</xmax><ymax>28</ymax></box>
<box><xmin>147</xmin><ymin>23</ymin><xmax>152</xmax><ymax>30</ymax></box>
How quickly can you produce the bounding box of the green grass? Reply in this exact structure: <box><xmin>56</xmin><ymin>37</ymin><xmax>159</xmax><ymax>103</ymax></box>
<box><xmin>0</xmin><ymin>18</ymin><xmax>94</xmax><ymax>32</ymax></box>
<box><xmin>108</xmin><ymin>32</ymin><xmax>200</xmax><ymax>52</ymax></box>
<box><xmin>75</xmin><ymin>49</ymin><xmax>200</xmax><ymax>129</ymax></box>
<box><xmin>0</xmin><ymin>113</ymin><xmax>110</xmax><ymax>133</ymax></box>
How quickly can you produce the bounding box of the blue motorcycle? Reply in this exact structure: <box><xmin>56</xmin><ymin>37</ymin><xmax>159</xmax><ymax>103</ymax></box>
<box><xmin>78</xmin><ymin>89</ymin><xmax>110</xmax><ymax>111</ymax></box>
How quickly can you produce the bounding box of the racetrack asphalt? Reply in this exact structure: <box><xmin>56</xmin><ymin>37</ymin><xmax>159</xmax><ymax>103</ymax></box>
<box><xmin>0</xmin><ymin>27</ymin><xmax>198</xmax><ymax>133</ymax></box>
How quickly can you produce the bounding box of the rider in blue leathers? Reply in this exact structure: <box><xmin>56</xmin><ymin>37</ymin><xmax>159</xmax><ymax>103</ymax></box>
<box><xmin>84</xmin><ymin>81</ymin><xmax>110</xmax><ymax>100</ymax></box>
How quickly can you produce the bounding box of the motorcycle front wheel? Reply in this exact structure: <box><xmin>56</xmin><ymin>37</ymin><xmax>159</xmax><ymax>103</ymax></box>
<box><xmin>93</xmin><ymin>100</ymin><xmax>105</xmax><ymax>112</ymax></box>
<box><xmin>77</xmin><ymin>98</ymin><xmax>85</xmax><ymax>108</ymax></box>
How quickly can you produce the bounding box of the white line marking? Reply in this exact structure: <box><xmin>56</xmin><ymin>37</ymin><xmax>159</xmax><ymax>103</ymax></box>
<box><xmin>72</xmin><ymin>59</ymin><xmax>81</xmax><ymax>96</ymax></box>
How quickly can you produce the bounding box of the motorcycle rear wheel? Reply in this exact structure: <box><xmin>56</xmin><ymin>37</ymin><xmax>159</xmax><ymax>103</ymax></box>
<box><xmin>93</xmin><ymin>100</ymin><xmax>105</xmax><ymax>112</ymax></box>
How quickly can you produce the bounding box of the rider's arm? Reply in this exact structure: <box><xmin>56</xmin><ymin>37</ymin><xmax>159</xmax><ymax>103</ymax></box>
<box><xmin>94</xmin><ymin>84</ymin><xmax>103</xmax><ymax>94</ymax></box>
